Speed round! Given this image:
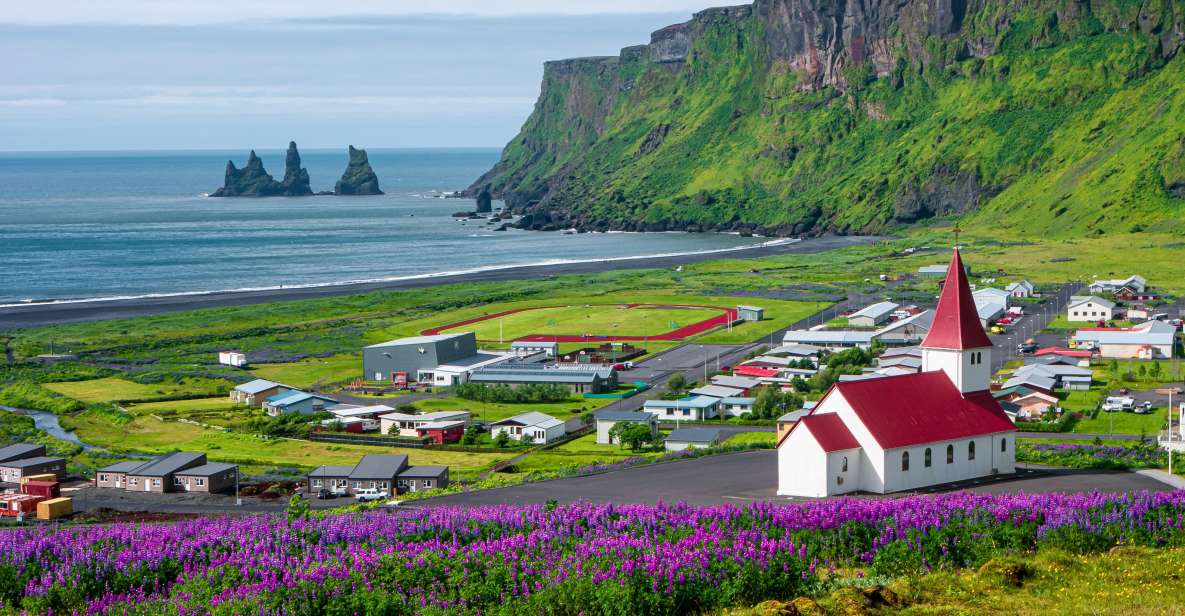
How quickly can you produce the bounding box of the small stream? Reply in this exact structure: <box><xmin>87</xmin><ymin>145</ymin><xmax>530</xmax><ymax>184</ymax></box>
<box><xmin>0</xmin><ymin>404</ymin><xmax>97</xmax><ymax>450</ymax></box>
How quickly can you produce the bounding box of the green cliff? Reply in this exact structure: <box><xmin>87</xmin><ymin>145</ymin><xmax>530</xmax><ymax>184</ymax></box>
<box><xmin>470</xmin><ymin>0</ymin><xmax>1185</xmax><ymax>236</ymax></box>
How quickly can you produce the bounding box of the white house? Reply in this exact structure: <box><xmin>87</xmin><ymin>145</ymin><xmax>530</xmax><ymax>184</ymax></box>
<box><xmin>1073</xmin><ymin>320</ymin><xmax>1176</xmax><ymax>359</ymax></box>
<box><xmin>777</xmin><ymin>248</ymin><xmax>1016</xmax><ymax>498</ymax></box>
<box><xmin>1067</xmin><ymin>296</ymin><xmax>1116</xmax><ymax>322</ymax></box>
<box><xmin>1089</xmin><ymin>275</ymin><xmax>1146</xmax><ymax>295</ymax></box>
<box><xmin>1006</xmin><ymin>280</ymin><xmax>1035</xmax><ymax>298</ymax></box>
<box><xmin>218</xmin><ymin>351</ymin><xmax>248</xmax><ymax>367</ymax></box>
<box><xmin>718</xmin><ymin>397</ymin><xmax>756</xmax><ymax>417</ymax></box>
<box><xmin>490</xmin><ymin>412</ymin><xmax>566</xmax><ymax>444</ymax></box>
<box><xmin>689</xmin><ymin>384</ymin><xmax>747</xmax><ymax>399</ymax></box>
<box><xmin>664</xmin><ymin>428</ymin><xmax>721</xmax><ymax>451</ymax></box>
<box><xmin>379</xmin><ymin>411</ymin><xmax>470</xmax><ymax>437</ymax></box>
<box><xmin>848</xmin><ymin>302</ymin><xmax>899</xmax><ymax>328</ymax></box>
<box><xmin>642</xmin><ymin>396</ymin><xmax>719</xmax><ymax>421</ymax></box>
<box><xmin>510</xmin><ymin>340</ymin><xmax>559</xmax><ymax>358</ymax></box>
<box><xmin>594</xmin><ymin>410</ymin><xmax>658</xmax><ymax>445</ymax></box>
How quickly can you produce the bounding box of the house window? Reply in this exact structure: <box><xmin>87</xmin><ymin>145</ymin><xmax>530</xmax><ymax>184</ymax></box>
<box><xmin>901</xmin><ymin>451</ymin><xmax>910</xmax><ymax>472</ymax></box>
<box><xmin>1001</xmin><ymin>438</ymin><xmax>1007</xmax><ymax>452</ymax></box>
<box><xmin>422</xmin><ymin>480</ymin><xmax>432</xmax><ymax>487</ymax></box>
<box><xmin>946</xmin><ymin>444</ymin><xmax>954</xmax><ymax>464</ymax></box>
<box><xmin>924</xmin><ymin>448</ymin><xmax>932</xmax><ymax>468</ymax></box>
<box><xmin>841</xmin><ymin>457</ymin><xmax>848</xmax><ymax>473</ymax></box>
<box><xmin>353</xmin><ymin>481</ymin><xmax>361</xmax><ymax>489</ymax></box>
<box><xmin>99</xmin><ymin>474</ymin><xmax>108</xmax><ymax>482</ymax></box>
<box><xmin>312</xmin><ymin>479</ymin><xmax>322</xmax><ymax>488</ymax></box>
<box><xmin>196</xmin><ymin>478</ymin><xmax>205</xmax><ymax>486</ymax></box>
<box><xmin>173</xmin><ymin>477</ymin><xmax>183</xmax><ymax>486</ymax></box>
<box><xmin>152</xmin><ymin>479</ymin><xmax>161</xmax><ymax>486</ymax></box>
<box><xmin>379</xmin><ymin>482</ymin><xmax>388</xmax><ymax>489</ymax></box>
<box><xmin>968</xmin><ymin>441</ymin><xmax>976</xmax><ymax>461</ymax></box>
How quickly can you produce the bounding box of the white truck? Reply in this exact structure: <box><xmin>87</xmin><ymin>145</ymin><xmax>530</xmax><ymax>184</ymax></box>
<box><xmin>354</xmin><ymin>488</ymin><xmax>390</xmax><ymax>502</ymax></box>
<box><xmin>1101</xmin><ymin>396</ymin><xmax>1136</xmax><ymax>412</ymax></box>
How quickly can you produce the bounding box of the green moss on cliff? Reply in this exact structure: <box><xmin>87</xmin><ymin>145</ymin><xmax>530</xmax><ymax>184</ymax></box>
<box><xmin>475</xmin><ymin>0</ymin><xmax>1185</xmax><ymax>236</ymax></box>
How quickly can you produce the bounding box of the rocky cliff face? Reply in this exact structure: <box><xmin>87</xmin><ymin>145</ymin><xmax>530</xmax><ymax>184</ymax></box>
<box><xmin>470</xmin><ymin>0</ymin><xmax>1185</xmax><ymax>236</ymax></box>
<box><xmin>333</xmin><ymin>146</ymin><xmax>383</xmax><ymax>195</ymax></box>
<box><xmin>210</xmin><ymin>142</ymin><xmax>312</xmax><ymax>197</ymax></box>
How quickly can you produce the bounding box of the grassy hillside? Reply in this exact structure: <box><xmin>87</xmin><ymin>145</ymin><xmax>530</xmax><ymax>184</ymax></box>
<box><xmin>474</xmin><ymin>0</ymin><xmax>1185</xmax><ymax>237</ymax></box>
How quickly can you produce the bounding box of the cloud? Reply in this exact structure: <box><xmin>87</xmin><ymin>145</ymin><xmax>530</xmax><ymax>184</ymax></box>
<box><xmin>3</xmin><ymin>1</ymin><xmax>709</xmax><ymax>26</ymax></box>
<box><xmin>0</xmin><ymin>98</ymin><xmax>67</xmax><ymax>107</ymax></box>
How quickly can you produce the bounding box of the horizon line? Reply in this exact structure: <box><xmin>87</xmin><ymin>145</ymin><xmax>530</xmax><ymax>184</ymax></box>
<box><xmin>0</xmin><ymin>145</ymin><xmax>506</xmax><ymax>154</ymax></box>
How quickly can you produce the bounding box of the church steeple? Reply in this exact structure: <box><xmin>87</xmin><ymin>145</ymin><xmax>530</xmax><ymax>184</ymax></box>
<box><xmin>921</xmin><ymin>247</ymin><xmax>993</xmax><ymax>393</ymax></box>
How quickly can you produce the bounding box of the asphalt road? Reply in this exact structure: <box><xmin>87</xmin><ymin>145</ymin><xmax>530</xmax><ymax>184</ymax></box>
<box><xmin>0</xmin><ymin>235</ymin><xmax>885</xmax><ymax>329</ymax></box>
<box><xmin>987</xmin><ymin>281</ymin><xmax>1082</xmax><ymax>370</ymax></box>
<box><xmin>412</xmin><ymin>450</ymin><xmax>1175</xmax><ymax>508</ymax></box>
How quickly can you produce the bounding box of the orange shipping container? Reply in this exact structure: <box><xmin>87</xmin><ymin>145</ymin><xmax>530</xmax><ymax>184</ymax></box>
<box><xmin>36</xmin><ymin>497</ymin><xmax>72</xmax><ymax>521</ymax></box>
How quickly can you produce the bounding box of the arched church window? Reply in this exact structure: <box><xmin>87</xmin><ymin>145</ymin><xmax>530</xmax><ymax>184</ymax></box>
<box><xmin>968</xmin><ymin>441</ymin><xmax>976</xmax><ymax>460</ymax></box>
<box><xmin>924</xmin><ymin>448</ymin><xmax>932</xmax><ymax>467</ymax></box>
<box><xmin>946</xmin><ymin>444</ymin><xmax>954</xmax><ymax>464</ymax></box>
<box><xmin>901</xmin><ymin>451</ymin><xmax>910</xmax><ymax>472</ymax></box>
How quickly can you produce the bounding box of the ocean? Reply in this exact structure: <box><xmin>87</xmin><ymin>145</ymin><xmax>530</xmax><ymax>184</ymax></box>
<box><xmin>0</xmin><ymin>149</ymin><xmax>772</xmax><ymax>305</ymax></box>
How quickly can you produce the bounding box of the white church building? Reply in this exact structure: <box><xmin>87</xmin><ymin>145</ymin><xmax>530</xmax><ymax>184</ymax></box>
<box><xmin>777</xmin><ymin>248</ymin><xmax>1016</xmax><ymax>497</ymax></box>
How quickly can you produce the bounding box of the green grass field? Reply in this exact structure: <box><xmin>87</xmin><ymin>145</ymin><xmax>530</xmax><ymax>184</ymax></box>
<box><xmin>435</xmin><ymin>303</ymin><xmax>723</xmax><ymax>341</ymax></box>
<box><xmin>410</xmin><ymin>396</ymin><xmax>599</xmax><ymax>423</ymax></box>
<box><xmin>1073</xmin><ymin>410</ymin><xmax>1169</xmax><ymax>436</ymax></box>
<box><xmin>126</xmin><ymin>397</ymin><xmax>242</xmax><ymax>414</ymax></box>
<box><xmin>250</xmin><ymin>353</ymin><xmax>360</xmax><ymax>389</ymax></box>
<box><xmin>512</xmin><ymin>433</ymin><xmax>668</xmax><ymax>473</ymax></box>
<box><xmin>42</xmin><ymin>377</ymin><xmax>228</xmax><ymax>403</ymax></box>
<box><xmin>722</xmin><ymin>431</ymin><xmax>776</xmax><ymax>446</ymax></box>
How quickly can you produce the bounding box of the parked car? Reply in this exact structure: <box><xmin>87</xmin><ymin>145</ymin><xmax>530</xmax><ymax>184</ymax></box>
<box><xmin>354</xmin><ymin>488</ymin><xmax>389</xmax><ymax>502</ymax></box>
<box><xmin>316</xmin><ymin>488</ymin><xmax>335</xmax><ymax>500</ymax></box>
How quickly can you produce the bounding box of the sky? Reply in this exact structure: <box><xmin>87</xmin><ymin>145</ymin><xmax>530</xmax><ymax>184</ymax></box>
<box><xmin>0</xmin><ymin>2</ymin><xmax>711</xmax><ymax>151</ymax></box>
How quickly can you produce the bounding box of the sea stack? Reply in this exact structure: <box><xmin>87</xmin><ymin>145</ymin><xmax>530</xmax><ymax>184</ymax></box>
<box><xmin>209</xmin><ymin>142</ymin><xmax>313</xmax><ymax>197</ymax></box>
<box><xmin>334</xmin><ymin>146</ymin><xmax>383</xmax><ymax>195</ymax></box>
<box><xmin>279</xmin><ymin>141</ymin><xmax>313</xmax><ymax>196</ymax></box>
<box><xmin>475</xmin><ymin>186</ymin><xmax>493</xmax><ymax>213</ymax></box>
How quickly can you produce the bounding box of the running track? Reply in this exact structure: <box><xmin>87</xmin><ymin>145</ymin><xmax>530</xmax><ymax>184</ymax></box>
<box><xmin>420</xmin><ymin>303</ymin><xmax>738</xmax><ymax>342</ymax></box>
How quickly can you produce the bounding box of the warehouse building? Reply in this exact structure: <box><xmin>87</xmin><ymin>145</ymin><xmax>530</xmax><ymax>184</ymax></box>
<box><xmin>468</xmin><ymin>365</ymin><xmax>617</xmax><ymax>394</ymax></box>
<box><xmin>362</xmin><ymin>332</ymin><xmax>513</xmax><ymax>386</ymax></box>
<box><xmin>95</xmin><ymin>451</ymin><xmax>238</xmax><ymax>494</ymax></box>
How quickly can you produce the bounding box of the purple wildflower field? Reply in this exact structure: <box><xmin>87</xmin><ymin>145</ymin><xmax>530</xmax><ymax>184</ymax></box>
<box><xmin>2</xmin><ymin>491</ymin><xmax>1185</xmax><ymax>614</ymax></box>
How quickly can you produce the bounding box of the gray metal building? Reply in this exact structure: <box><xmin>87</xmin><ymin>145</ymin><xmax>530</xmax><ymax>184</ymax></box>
<box><xmin>362</xmin><ymin>332</ymin><xmax>478</xmax><ymax>382</ymax></box>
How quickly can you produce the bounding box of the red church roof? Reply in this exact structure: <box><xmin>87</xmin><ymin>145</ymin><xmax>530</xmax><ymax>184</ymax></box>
<box><xmin>920</xmin><ymin>248</ymin><xmax>993</xmax><ymax>351</ymax></box>
<box><xmin>797</xmin><ymin>413</ymin><xmax>860</xmax><ymax>452</ymax></box>
<box><xmin>832</xmin><ymin>371</ymin><xmax>1015</xmax><ymax>449</ymax></box>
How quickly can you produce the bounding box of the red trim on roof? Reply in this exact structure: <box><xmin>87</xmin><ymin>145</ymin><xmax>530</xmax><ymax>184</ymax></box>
<box><xmin>834</xmin><ymin>371</ymin><xmax>1015</xmax><ymax>449</ymax></box>
<box><xmin>1034</xmin><ymin>347</ymin><xmax>1093</xmax><ymax>358</ymax></box>
<box><xmin>920</xmin><ymin>248</ymin><xmax>993</xmax><ymax>351</ymax></box>
<box><xmin>798</xmin><ymin>413</ymin><xmax>860</xmax><ymax>452</ymax></box>
<box><xmin>734</xmin><ymin>365</ymin><xmax>779</xmax><ymax>378</ymax></box>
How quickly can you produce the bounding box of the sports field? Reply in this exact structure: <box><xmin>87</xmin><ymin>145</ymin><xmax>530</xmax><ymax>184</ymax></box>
<box><xmin>428</xmin><ymin>303</ymin><xmax>733</xmax><ymax>342</ymax></box>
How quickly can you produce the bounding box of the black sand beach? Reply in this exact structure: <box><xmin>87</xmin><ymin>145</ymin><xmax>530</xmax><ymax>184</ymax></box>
<box><xmin>0</xmin><ymin>235</ymin><xmax>884</xmax><ymax>329</ymax></box>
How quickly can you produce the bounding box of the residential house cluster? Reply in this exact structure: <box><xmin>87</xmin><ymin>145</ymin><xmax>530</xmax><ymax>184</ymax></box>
<box><xmin>96</xmin><ymin>452</ymin><xmax>238</xmax><ymax>494</ymax></box>
<box><xmin>306</xmin><ymin>454</ymin><xmax>448</xmax><ymax>496</ymax></box>
<box><xmin>782</xmin><ymin>304</ymin><xmax>936</xmax><ymax>351</ymax></box>
<box><xmin>230</xmin><ymin>379</ymin><xmax>339</xmax><ymax>416</ymax></box>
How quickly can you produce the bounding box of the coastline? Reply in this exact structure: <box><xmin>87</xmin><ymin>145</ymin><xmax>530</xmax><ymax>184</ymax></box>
<box><xmin>0</xmin><ymin>234</ymin><xmax>884</xmax><ymax>329</ymax></box>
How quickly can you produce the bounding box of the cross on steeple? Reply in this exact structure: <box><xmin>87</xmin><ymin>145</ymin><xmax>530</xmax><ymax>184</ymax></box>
<box><xmin>952</xmin><ymin>223</ymin><xmax>961</xmax><ymax>248</ymax></box>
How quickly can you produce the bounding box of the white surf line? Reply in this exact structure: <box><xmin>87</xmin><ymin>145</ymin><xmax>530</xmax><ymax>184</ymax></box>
<box><xmin>0</xmin><ymin>238</ymin><xmax>799</xmax><ymax>309</ymax></box>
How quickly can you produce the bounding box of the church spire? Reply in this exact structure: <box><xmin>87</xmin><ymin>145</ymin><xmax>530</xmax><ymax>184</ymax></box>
<box><xmin>921</xmin><ymin>247</ymin><xmax>993</xmax><ymax>351</ymax></box>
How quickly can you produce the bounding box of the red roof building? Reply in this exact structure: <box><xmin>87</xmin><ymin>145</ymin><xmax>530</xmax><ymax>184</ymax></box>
<box><xmin>778</xmin><ymin>247</ymin><xmax>1016</xmax><ymax>498</ymax></box>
